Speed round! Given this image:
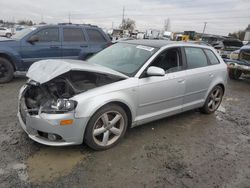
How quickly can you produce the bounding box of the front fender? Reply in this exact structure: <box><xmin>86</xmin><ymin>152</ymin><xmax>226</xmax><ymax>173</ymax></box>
<box><xmin>74</xmin><ymin>90</ymin><xmax>137</xmax><ymax>122</ymax></box>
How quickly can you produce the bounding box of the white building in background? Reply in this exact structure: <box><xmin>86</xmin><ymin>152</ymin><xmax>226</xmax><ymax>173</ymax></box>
<box><xmin>244</xmin><ymin>25</ymin><xmax>250</xmax><ymax>42</ymax></box>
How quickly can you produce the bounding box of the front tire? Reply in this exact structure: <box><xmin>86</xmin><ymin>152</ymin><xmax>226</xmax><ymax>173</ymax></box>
<box><xmin>200</xmin><ymin>85</ymin><xmax>224</xmax><ymax>114</ymax></box>
<box><xmin>84</xmin><ymin>104</ymin><xmax>128</xmax><ymax>150</ymax></box>
<box><xmin>0</xmin><ymin>57</ymin><xmax>14</xmax><ymax>83</ymax></box>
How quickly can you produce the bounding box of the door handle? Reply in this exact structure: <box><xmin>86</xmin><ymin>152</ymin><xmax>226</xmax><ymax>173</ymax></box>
<box><xmin>50</xmin><ymin>46</ymin><xmax>60</xmax><ymax>49</ymax></box>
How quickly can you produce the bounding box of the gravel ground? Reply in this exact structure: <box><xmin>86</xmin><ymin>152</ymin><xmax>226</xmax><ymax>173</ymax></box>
<box><xmin>0</xmin><ymin>76</ymin><xmax>250</xmax><ymax>188</ymax></box>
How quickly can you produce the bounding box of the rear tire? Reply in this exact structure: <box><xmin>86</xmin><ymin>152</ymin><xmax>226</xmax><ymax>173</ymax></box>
<box><xmin>228</xmin><ymin>69</ymin><xmax>242</xmax><ymax>80</ymax></box>
<box><xmin>0</xmin><ymin>57</ymin><xmax>14</xmax><ymax>83</ymax></box>
<box><xmin>200</xmin><ymin>85</ymin><xmax>224</xmax><ymax>114</ymax></box>
<box><xmin>84</xmin><ymin>104</ymin><xmax>128</xmax><ymax>150</ymax></box>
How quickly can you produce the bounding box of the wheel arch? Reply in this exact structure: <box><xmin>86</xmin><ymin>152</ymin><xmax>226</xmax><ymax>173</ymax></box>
<box><xmin>203</xmin><ymin>80</ymin><xmax>226</xmax><ymax>106</ymax></box>
<box><xmin>108</xmin><ymin>101</ymin><xmax>132</xmax><ymax>128</ymax></box>
<box><xmin>0</xmin><ymin>53</ymin><xmax>16</xmax><ymax>71</ymax></box>
<box><xmin>216</xmin><ymin>83</ymin><xmax>225</xmax><ymax>94</ymax></box>
<box><xmin>86</xmin><ymin>100</ymin><xmax>133</xmax><ymax>128</ymax></box>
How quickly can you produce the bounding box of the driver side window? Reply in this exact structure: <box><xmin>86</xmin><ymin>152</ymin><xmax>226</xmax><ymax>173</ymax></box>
<box><xmin>150</xmin><ymin>48</ymin><xmax>183</xmax><ymax>73</ymax></box>
<box><xmin>32</xmin><ymin>28</ymin><xmax>59</xmax><ymax>42</ymax></box>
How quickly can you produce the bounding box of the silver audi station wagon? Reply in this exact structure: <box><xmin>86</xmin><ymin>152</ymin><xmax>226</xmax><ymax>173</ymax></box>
<box><xmin>18</xmin><ymin>40</ymin><xmax>227</xmax><ymax>150</ymax></box>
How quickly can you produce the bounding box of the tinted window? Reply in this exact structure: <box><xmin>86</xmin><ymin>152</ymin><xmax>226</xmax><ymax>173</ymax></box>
<box><xmin>151</xmin><ymin>48</ymin><xmax>183</xmax><ymax>73</ymax></box>
<box><xmin>63</xmin><ymin>28</ymin><xmax>85</xmax><ymax>42</ymax></box>
<box><xmin>185</xmin><ymin>47</ymin><xmax>208</xmax><ymax>69</ymax></box>
<box><xmin>86</xmin><ymin>29</ymin><xmax>106</xmax><ymax>42</ymax></box>
<box><xmin>204</xmin><ymin>49</ymin><xmax>220</xmax><ymax>64</ymax></box>
<box><xmin>34</xmin><ymin>28</ymin><xmax>59</xmax><ymax>42</ymax></box>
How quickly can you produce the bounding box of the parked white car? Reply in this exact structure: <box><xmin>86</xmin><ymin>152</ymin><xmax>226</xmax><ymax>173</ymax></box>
<box><xmin>0</xmin><ymin>27</ymin><xmax>12</xmax><ymax>38</ymax></box>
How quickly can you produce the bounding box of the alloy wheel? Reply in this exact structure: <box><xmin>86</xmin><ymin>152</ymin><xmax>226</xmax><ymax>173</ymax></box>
<box><xmin>92</xmin><ymin>111</ymin><xmax>125</xmax><ymax>147</ymax></box>
<box><xmin>207</xmin><ymin>87</ymin><xmax>223</xmax><ymax>111</ymax></box>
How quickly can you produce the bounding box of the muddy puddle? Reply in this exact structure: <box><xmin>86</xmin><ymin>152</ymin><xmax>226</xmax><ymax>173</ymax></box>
<box><xmin>26</xmin><ymin>147</ymin><xmax>86</xmax><ymax>183</ymax></box>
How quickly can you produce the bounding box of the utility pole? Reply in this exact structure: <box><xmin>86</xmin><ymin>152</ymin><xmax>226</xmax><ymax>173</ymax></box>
<box><xmin>68</xmin><ymin>12</ymin><xmax>71</xmax><ymax>24</ymax></box>
<box><xmin>202</xmin><ymin>22</ymin><xmax>207</xmax><ymax>36</ymax></box>
<box><xmin>164</xmin><ymin>18</ymin><xmax>170</xmax><ymax>31</ymax></box>
<box><xmin>121</xmin><ymin>6</ymin><xmax>125</xmax><ymax>28</ymax></box>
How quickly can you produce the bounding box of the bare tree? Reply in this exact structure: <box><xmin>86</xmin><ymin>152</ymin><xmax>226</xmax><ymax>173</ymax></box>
<box><xmin>18</xmin><ymin>20</ymin><xmax>34</xmax><ymax>26</ymax></box>
<box><xmin>120</xmin><ymin>18</ymin><xmax>135</xmax><ymax>32</ymax></box>
<box><xmin>228</xmin><ymin>24</ymin><xmax>250</xmax><ymax>40</ymax></box>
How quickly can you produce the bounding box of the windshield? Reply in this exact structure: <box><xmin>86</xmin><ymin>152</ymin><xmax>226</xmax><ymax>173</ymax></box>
<box><xmin>12</xmin><ymin>27</ymin><xmax>37</xmax><ymax>40</ymax></box>
<box><xmin>87</xmin><ymin>43</ymin><xmax>158</xmax><ymax>76</ymax></box>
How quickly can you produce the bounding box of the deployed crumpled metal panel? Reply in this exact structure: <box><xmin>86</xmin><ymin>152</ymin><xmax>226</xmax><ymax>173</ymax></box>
<box><xmin>26</xmin><ymin>59</ymin><xmax>128</xmax><ymax>84</ymax></box>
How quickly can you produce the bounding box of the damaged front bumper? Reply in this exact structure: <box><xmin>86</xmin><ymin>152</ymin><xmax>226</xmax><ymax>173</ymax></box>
<box><xmin>17</xmin><ymin>86</ymin><xmax>89</xmax><ymax>146</ymax></box>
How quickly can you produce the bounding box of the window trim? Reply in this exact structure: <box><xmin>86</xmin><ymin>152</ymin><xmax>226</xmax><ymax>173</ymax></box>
<box><xmin>139</xmin><ymin>47</ymin><xmax>185</xmax><ymax>78</ymax></box>
<box><xmin>183</xmin><ymin>46</ymin><xmax>209</xmax><ymax>70</ymax></box>
<box><xmin>29</xmin><ymin>27</ymin><xmax>60</xmax><ymax>43</ymax></box>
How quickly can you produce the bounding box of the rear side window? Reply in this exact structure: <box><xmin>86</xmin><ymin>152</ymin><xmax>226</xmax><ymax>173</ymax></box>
<box><xmin>86</xmin><ymin>29</ymin><xmax>106</xmax><ymax>42</ymax></box>
<box><xmin>34</xmin><ymin>28</ymin><xmax>59</xmax><ymax>42</ymax></box>
<box><xmin>204</xmin><ymin>49</ymin><xmax>220</xmax><ymax>64</ymax></box>
<box><xmin>185</xmin><ymin>47</ymin><xmax>208</xmax><ymax>69</ymax></box>
<box><xmin>63</xmin><ymin>28</ymin><xmax>85</xmax><ymax>42</ymax></box>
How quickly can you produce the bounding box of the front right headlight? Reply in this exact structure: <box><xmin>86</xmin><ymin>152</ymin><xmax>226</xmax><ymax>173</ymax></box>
<box><xmin>42</xmin><ymin>99</ymin><xmax>78</xmax><ymax>114</ymax></box>
<box><xmin>54</xmin><ymin>99</ymin><xmax>77</xmax><ymax>112</ymax></box>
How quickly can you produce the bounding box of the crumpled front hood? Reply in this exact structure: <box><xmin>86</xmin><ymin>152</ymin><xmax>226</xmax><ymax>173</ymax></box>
<box><xmin>26</xmin><ymin>59</ymin><xmax>128</xmax><ymax>84</ymax></box>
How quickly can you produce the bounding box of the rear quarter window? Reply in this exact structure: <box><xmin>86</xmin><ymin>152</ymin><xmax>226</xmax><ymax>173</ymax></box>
<box><xmin>86</xmin><ymin>29</ymin><xmax>106</xmax><ymax>42</ymax></box>
<box><xmin>184</xmin><ymin>47</ymin><xmax>208</xmax><ymax>69</ymax></box>
<box><xmin>204</xmin><ymin>49</ymin><xmax>220</xmax><ymax>65</ymax></box>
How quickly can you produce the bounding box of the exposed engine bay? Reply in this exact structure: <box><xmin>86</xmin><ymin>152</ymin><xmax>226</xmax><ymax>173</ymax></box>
<box><xmin>23</xmin><ymin>71</ymin><xmax>124</xmax><ymax>114</ymax></box>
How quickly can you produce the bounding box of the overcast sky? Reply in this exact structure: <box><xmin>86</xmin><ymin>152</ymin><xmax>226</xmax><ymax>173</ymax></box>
<box><xmin>0</xmin><ymin>0</ymin><xmax>250</xmax><ymax>35</ymax></box>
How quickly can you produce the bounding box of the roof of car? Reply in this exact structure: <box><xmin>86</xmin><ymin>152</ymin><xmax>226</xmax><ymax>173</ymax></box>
<box><xmin>121</xmin><ymin>39</ymin><xmax>178</xmax><ymax>48</ymax></box>
<box><xmin>37</xmin><ymin>23</ymin><xmax>100</xmax><ymax>29</ymax></box>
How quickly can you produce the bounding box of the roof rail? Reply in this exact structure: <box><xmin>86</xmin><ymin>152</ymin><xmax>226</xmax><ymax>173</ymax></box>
<box><xmin>57</xmin><ymin>23</ymin><xmax>98</xmax><ymax>27</ymax></box>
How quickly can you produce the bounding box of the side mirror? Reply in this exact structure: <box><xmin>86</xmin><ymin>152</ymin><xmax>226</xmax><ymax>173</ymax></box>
<box><xmin>146</xmin><ymin>66</ymin><xmax>165</xmax><ymax>77</ymax></box>
<box><xmin>27</xmin><ymin>35</ymin><xmax>39</xmax><ymax>44</ymax></box>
